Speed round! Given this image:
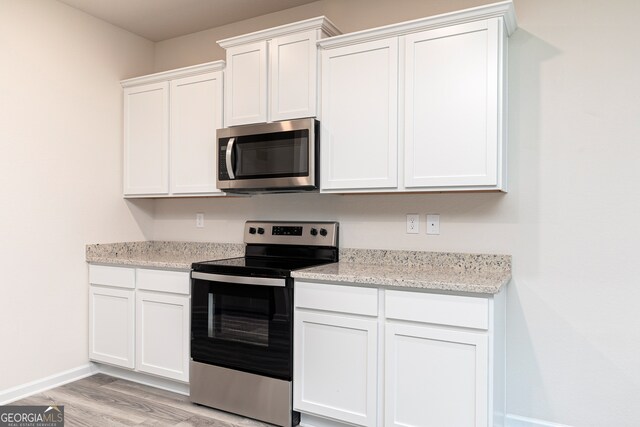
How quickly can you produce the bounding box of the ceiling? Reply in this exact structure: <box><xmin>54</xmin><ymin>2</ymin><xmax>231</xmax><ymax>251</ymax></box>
<box><xmin>58</xmin><ymin>0</ymin><xmax>320</xmax><ymax>42</ymax></box>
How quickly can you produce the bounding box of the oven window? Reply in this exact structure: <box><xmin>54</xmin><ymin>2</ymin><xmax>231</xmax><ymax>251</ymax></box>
<box><xmin>208</xmin><ymin>293</ymin><xmax>269</xmax><ymax>347</ymax></box>
<box><xmin>191</xmin><ymin>278</ymin><xmax>293</xmax><ymax>380</ymax></box>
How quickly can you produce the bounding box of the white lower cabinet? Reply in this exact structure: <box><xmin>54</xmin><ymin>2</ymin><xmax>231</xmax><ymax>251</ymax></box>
<box><xmin>294</xmin><ymin>280</ymin><xmax>505</xmax><ymax>427</ymax></box>
<box><xmin>294</xmin><ymin>311</ymin><xmax>378</xmax><ymax>427</ymax></box>
<box><xmin>88</xmin><ymin>264</ymin><xmax>190</xmax><ymax>383</ymax></box>
<box><xmin>294</xmin><ymin>281</ymin><xmax>379</xmax><ymax>427</ymax></box>
<box><xmin>89</xmin><ymin>285</ymin><xmax>135</xmax><ymax>369</ymax></box>
<box><xmin>136</xmin><ymin>291</ymin><xmax>190</xmax><ymax>382</ymax></box>
<box><xmin>385</xmin><ymin>323</ymin><xmax>488</xmax><ymax>427</ymax></box>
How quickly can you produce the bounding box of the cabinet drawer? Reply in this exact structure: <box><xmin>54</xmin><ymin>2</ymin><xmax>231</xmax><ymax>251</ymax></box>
<box><xmin>295</xmin><ymin>281</ymin><xmax>378</xmax><ymax>316</ymax></box>
<box><xmin>385</xmin><ymin>290</ymin><xmax>488</xmax><ymax>330</ymax></box>
<box><xmin>89</xmin><ymin>265</ymin><xmax>135</xmax><ymax>289</ymax></box>
<box><xmin>136</xmin><ymin>269</ymin><xmax>190</xmax><ymax>295</ymax></box>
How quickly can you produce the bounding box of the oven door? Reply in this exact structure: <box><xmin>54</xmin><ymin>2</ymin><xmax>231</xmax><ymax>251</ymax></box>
<box><xmin>191</xmin><ymin>272</ymin><xmax>293</xmax><ymax>380</ymax></box>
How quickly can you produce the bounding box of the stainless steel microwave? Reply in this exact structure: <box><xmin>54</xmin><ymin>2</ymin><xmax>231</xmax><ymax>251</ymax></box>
<box><xmin>217</xmin><ymin>118</ymin><xmax>319</xmax><ymax>193</ymax></box>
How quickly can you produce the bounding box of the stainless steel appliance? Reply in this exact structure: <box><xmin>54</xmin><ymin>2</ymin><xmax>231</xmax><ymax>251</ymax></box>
<box><xmin>216</xmin><ymin>119</ymin><xmax>319</xmax><ymax>193</ymax></box>
<box><xmin>190</xmin><ymin>221</ymin><xmax>339</xmax><ymax>427</ymax></box>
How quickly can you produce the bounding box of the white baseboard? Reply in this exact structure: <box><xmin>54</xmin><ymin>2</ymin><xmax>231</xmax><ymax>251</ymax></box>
<box><xmin>0</xmin><ymin>362</ymin><xmax>189</xmax><ymax>406</ymax></box>
<box><xmin>300</xmin><ymin>413</ymin><xmax>572</xmax><ymax>427</ymax></box>
<box><xmin>0</xmin><ymin>363</ymin><xmax>98</xmax><ymax>405</ymax></box>
<box><xmin>95</xmin><ymin>364</ymin><xmax>189</xmax><ymax>396</ymax></box>
<box><xmin>506</xmin><ymin>414</ymin><xmax>574</xmax><ymax>427</ymax></box>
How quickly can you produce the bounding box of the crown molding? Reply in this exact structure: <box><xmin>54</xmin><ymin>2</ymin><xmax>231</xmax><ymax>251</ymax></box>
<box><xmin>318</xmin><ymin>1</ymin><xmax>517</xmax><ymax>50</ymax></box>
<box><xmin>217</xmin><ymin>16</ymin><xmax>341</xmax><ymax>49</ymax></box>
<box><xmin>121</xmin><ymin>60</ymin><xmax>226</xmax><ymax>88</ymax></box>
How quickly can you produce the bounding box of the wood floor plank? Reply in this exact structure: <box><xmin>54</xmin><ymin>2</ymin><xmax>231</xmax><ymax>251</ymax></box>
<box><xmin>9</xmin><ymin>373</ymin><xmax>280</xmax><ymax>427</ymax></box>
<box><xmin>101</xmin><ymin>380</ymin><xmax>274</xmax><ymax>426</ymax></box>
<box><xmin>11</xmin><ymin>395</ymin><xmax>55</xmax><ymax>406</ymax></box>
<box><xmin>59</xmin><ymin>380</ymin><xmax>194</xmax><ymax>424</ymax></box>
<box><xmin>175</xmin><ymin>414</ymin><xmax>235</xmax><ymax>427</ymax></box>
<box><xmin>14</xmin><ymin>389</ymin><xmax>139</xmax><ymax>427</ymax></box>
<box><xmin>38</xmin><ymin>387</ymin><xmax>150</xmax><ymax>425</ymax></box>
<box><xmin>76</xmin><ymin>373</ymin><xmax>119</xmax><ymax>387</ymax></box>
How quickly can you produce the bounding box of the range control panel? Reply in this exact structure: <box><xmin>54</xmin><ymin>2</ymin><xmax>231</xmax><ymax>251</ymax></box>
<box><xmin>244</xmin><ymin>221</ymin><xmax>339</xmax><ymax>247</ymax></box>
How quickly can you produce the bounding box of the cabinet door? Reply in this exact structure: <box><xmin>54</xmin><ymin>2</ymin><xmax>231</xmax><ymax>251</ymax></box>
<box><xmin>270</xmin><ymin>31</ymin><xmax>317</xmax><ymax>122</ymax></box>
<box><xmin>404</xmin><ymin>20</ymin><xmax>500</xmax><ymax>189</ymax></box>
<box><xmin>170</xmin><ymin>71</ymin><xmax>223</xmax><ymax>195</ymax></box>
<box><xmin>225</xmin><ymin>41</ymin><xmax>268</xmax><ymax>126</ymax></box>
<box><xmin>320</xmin><ymin>38</ymin><xmax>398</xmax><ymax>191</ymax></box>
<box><xmin>136</xmin><ymin>291</ymin><xmax>190</xmax><ymax>382</ymax></box>
<box><xmin>294</xmin><ymin>311</ymin><xmax>377</xmax><ymax>427</ymax></box>
<box><xmin>89</xmin><ymin>286</ymin><xmax>135</xmax><ymax>368</ymax></box>
<box><xmin>123</xmin><ymin>82</ymin><xmax>169</xmax><ymax>195</ymax></box>
<box><xmin>385</xmin><ymin>322</ymin><xmax>488</xmax><ymax>427</ymax></box>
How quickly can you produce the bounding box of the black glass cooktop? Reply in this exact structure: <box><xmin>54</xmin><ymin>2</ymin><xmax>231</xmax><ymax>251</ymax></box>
<box><xmin>192</xmin><ymin>256</ymin><xmax>334</xmax><ymax>278</ymax></box>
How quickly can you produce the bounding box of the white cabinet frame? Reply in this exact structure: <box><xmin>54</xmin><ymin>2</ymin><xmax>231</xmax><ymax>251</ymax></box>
<box><xmin>170</xmin><ymin>71</ymin><xmax>224</xmax><ymax>195</ymax></box>
<box><xmin>385</xmin><ymin>322</ymin><xmax>489</xmax><ymax>427</ymax></box>
<box><xmin>123</xmin><ymin>82</ymin><xmax>169</xmax><ymax>196</ymax></box>
<box><xmin>320</xmin><ymin>38</ymin><xmax>399</xmax><ymax>191</ymax></box>
<box><xmin>218</xmin><ymin>16</ymin><xmax>340</xmax><ymax>126</ymax></box>
<box><xmin>89</xmin><ymin>285</ymin><xmax>135</xmax><ymax>369</ymax></box>
<box><xmin>88</xmin><ymin>265</ymin><xmax>191</xmax><ymax>383</ymax></box>
<box><xmin>136</xmin><ymin>290</ymin><xmax>190</xmax><ymax>382</ymax></box>
<box><xmin>294</xmin><ymin>310</ymin><xmax>378</xmax><ymax>427</ymax></box>
<box><xmin>224</xmin><ymin>41</ymin><xmax>268</xmax><ymax>126</ymax></box>
<box><xmin>270</xmin><ymin>31</ymin><xmax>319</xmax><ymax>122</ymax></box>
<box><xmin>403</xmin><ymin>20</ymin><xmax>500</xmax><ymax>189</ymax></box>
<box><xmin>294</xmin><ymin>280</ymin><xmax>506</xmax><ymax>427</ymax></box>
<box><xmin>121</xmin><ymin>61</ymin><xmax>225</xmax><ymax>198</ymax></box>
<box><xmin>317</xmin><ymin>2</ymin><xmax>516</xmax><ymax>193</ymax></box>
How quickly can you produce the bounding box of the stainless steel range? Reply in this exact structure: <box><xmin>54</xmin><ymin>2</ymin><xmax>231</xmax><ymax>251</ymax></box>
<box><xmin>190</xmin><ymin>221</ymin><xmax>339</xmax><ymax>427</ymax></box>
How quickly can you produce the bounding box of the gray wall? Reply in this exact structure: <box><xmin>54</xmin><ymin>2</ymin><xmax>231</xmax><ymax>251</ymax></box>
<box><xmin>0</xmin><ymin>0</ymin><xmax>155</xmax><ymax>391</ymax></box>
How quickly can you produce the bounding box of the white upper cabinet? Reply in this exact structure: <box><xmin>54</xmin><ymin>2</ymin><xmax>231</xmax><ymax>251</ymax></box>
<box><xmin>318</xmin><ymin>1</ymin><xmax>517</xmax><ymax>193</ymax></box>
<box><xmin>224</xmin><ymin>41</ymin><xmax>268</xmax><ymax>126</ymax></box>
<box><xmin>123</xmin><ymin>82</ymin><xmax>169</xmax><ymax>196</ymax></box>
<box><xmin>122</xmin><ymin>61</ymin><xmax>225</xmax><ymax>198</ymax></box>
<box><xmin>404</xmin><ymin>20</ymin><xmax>500</xmax><ymax>189</ymax></box>
<box><xmin>218</xmin><ymin>17</ymin><xmax>340</xmax><ymax>126</ymax></box>
<box><xmin>270</xmin><ymin>31</ymin><xmax>319</xmax><ymax>122</ymax></box>
<box><xmin>320</xmin><ymin>38</ymin><xmax>399</xmax><ymax>191</ymax></box>
<box><xmin>170</xmin><ymin>71</ymin><xmax>223</xmax><ymax>195</ymax></box>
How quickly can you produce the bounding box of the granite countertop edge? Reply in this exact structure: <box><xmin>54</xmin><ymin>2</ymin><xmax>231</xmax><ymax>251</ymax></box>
<box><xmin>86</xmin><ymin>241</ymin><xmax>511</xmax><ymax>294</ymax></box>
<box><xmin>85</xmin><ymin>241</ymin><xmax>245</xmax><ymax>271</ymax></box>
<box><xmin>291</xmin><ymin>265</ymin><xmax>511</xmax><ymax>294</ymax></box>
<box><xmin>86</xmin><ymin>256</ymin><xmax>193</xmax><ymax>271</ymax></box>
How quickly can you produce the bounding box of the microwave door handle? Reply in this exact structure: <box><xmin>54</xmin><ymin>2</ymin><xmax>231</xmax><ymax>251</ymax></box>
<box><xmin>226</xmin><ymin>137</ymin><xmax>236</xmax><ymax>179</ymax></box>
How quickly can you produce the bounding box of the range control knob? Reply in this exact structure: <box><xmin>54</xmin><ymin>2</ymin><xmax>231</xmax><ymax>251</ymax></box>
<box><xmin>249</xmin><ymin>227</ymin><xmax>257</xmax><ymax>235</ymax></box>
<box><xmin>320</xmin><ymin>228</ymin><xmax>328</xmax><ymax>237</ymax></box>
<box><xmin>310</xmin><ymin>228</ymin><xmax>318</xmax><ymax>236</ymax></box>
<box><xmin>257</xmin><ymin>227</ymin><xmax>265</xmax><ymax>235</ymax></box>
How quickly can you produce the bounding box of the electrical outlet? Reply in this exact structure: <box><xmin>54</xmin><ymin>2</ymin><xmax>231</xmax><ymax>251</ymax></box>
<box><xmin>406</xmin><ymin>214</ymin><xmax>419</xmax><ymax>234</ymax></box>
<box><xmin>196</xmin><ymin>213</ymin><xmax>204</xmax><ymax>228</ymax></box>
<box><xmin>426</xmin><ymin>214</ymin><xmax>440</xmax><ymax>235</ymax></box>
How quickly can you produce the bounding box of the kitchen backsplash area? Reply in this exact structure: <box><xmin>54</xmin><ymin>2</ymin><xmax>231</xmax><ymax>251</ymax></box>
<box><xmin>143</xmin><ymin>191</ymin><xmax>515</xmax><ymax>256</ymax></box>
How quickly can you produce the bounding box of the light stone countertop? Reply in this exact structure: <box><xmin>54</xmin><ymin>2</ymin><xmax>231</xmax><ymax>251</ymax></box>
<box><xmin>292</xmin><ymin>248</ymin><xmax>511</xmax><ymax>294</ymax></box>
<box><xmin>86</xmin><ymin>242</ymin><xmax>511</xmax><ymax>294</ymax></box>
<box><xmin>85</xmin><ymin>241</ymin><xmax>244</xmax><ymax>270</ymax></box>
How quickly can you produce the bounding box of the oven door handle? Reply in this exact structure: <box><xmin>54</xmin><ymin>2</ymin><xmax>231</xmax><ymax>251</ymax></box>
<box><xmin>192</xmin><ymin>271</ymin><xmax>286</xmax><ymax>287</ymax></box>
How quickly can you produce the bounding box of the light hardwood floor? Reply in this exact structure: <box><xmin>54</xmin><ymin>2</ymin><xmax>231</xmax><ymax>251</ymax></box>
<box><xmin>12</xmin><ymin>374</ymin><xmax>274</xmax><ymax>427</ymax></box>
